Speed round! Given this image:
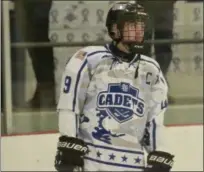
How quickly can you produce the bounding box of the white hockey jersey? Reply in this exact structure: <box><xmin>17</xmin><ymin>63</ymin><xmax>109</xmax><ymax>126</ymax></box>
<box><xmin>57</xmin><ymin>44</ymin><xmax>169</xmax><ymax>171</ymax></box>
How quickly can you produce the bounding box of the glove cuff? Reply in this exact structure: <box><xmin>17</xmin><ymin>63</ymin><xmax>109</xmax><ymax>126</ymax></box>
<box><xmin>146</xmin><ymin>151</ymin><xmax>174</xmax><ymax>171</ymax></box>
<box><xmin>58</xmin><ymin>136</ymin><xmax>88</xmax><ymax>155</ymax></box>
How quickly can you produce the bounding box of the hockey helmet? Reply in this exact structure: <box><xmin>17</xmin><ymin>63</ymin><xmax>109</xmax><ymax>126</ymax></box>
<box><xmin>106</xmin><ymin>1</ymin><xmax>148</xmax><ymax>52</ymax></box>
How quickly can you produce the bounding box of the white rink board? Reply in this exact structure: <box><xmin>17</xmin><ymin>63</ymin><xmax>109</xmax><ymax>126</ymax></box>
<box><xmin>1</xmin><ymin>126</ymin><xmax>203</xmax><ymax>171</ymax></box>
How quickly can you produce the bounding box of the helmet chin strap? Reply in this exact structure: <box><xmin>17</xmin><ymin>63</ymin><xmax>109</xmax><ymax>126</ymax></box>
<box><xmin>120</xmin><ymin>41</ymin><xmax>144</xmax><ymax>54</ymax></box>
<box><xmin>127</xmin><ymin>42</ymin><xmax>144</xmax><ymax>53</ymax></box>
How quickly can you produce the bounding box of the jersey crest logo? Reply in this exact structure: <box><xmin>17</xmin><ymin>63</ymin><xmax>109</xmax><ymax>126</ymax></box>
<box><xmin>97</xmin><ymin>82</ymin><xmax>145</xmax><ymax>123</ymax></box>
<box><xmin>92</xmin><ymin>82</ymin><xmax>145</xmax><ymax>145</ymax></box>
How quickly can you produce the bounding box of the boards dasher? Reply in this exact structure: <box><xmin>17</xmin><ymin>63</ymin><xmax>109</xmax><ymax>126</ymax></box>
<box><xmin>54</xmin><ymin>1</ymin><xmax>174</xmax><ymax>171</ymax></box>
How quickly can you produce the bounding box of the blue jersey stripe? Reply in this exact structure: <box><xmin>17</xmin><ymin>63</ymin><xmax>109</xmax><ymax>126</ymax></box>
<box><xmin>86</xmin><ymin>142</ymin><xmax>144</xmax><ymax>155</ymax></box>
<box><xmin>84</xmin><ymin>157</ymin><xmax>144</xmax><ymax>169</ymax></box>
<box><xmin>140</xmin><ymin>59</ymin><xmax>160</xmax><ymax>71</ymax></box>
<box><xmin>87</xmin><ymin>50</ymin><xmax>111</xmax><ymax>57</ymax></box>
<box><xmin>75</xmin><ymin>114</ymin><xmax>78</xmax><ymax>137</ymax></box>
<box><xmin>72</xmin><ymin>59</ymin><xmax>88</xmax><ymax>112</ymax></box>
<box><xmin>152</xmin><ymin>119</ymin><xmax>157</xmax><ymax>150</ymax></box>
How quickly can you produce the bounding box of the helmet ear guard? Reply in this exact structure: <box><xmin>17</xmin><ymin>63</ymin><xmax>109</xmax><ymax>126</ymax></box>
<box><xmin>108</xmin><ymin>24</ymin><xmax>122</xmax><ymax>42</ymax></box>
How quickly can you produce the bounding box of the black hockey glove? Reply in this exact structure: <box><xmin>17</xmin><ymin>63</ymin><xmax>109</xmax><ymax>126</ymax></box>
<box><xmin>54</xmin><ymin>136</ymin><xmax>89</xmax><ymax>172</ymax></box>
<box><xmin>144</xmin><ymin>151</ymin><xmax>174</xmax><ymax>172</ymax></box>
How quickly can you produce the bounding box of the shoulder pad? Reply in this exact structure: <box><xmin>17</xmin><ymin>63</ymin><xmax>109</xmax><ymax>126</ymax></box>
<box><xmin>140</xmin><ymin>54</ymin><xmax>161</xmax><ymax>72</ymax></box>
<box><xmin>71</xmin><ymin>46</ymin><xmax>110</xmax><ymax>61</ymax></box>
<box><xmin>73</xmin><ymin>46</ymin><xmax>113</xmax><ymax>70</ymax></box>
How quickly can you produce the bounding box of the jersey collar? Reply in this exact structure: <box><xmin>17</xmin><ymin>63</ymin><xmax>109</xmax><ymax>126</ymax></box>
<box><xmin>105</xmin><ymin>42</ymin><xmax>140</xmax><ymax>65</ymax></box>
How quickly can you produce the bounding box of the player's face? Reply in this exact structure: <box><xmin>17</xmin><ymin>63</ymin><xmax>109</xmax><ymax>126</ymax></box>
<box><xmin>122</xmin><ymin>21</ymin><xmax>145</xmax><ymax>43</ymax></box>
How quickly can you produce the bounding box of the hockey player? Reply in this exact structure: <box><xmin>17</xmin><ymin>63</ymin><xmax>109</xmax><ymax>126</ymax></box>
<box><xmin>54</xmin><ymin>1</ymin><xmax>174</xmax><ymax>171</ymax></box>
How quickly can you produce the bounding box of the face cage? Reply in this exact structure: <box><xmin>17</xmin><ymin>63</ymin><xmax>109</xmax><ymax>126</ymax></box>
<box><xmin>117</xmin><ymin>14</ymin><xmax>148</xmax><ymax>50</ymax></box>
<box><xmin>122</xmin><ymin>21</ymin><xmax>145</xmax><ymax>43</ymax></box>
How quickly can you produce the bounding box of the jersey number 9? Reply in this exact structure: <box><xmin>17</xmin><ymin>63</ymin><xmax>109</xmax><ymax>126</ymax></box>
<box><xmin>63</xmin><ymin>76</ymin><xmax>72</xmax><ymax>93</ymax></box>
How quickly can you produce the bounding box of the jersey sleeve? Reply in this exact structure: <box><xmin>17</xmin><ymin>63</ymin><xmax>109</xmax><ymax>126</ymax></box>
<box><xmin>57</xmin><ymin>50</ymin><xmax>90</xmax><ymax>114</ymax></box>
<box><xmin>142</xmin><ymin>69</ymin><xmax>169</xmax><ymax>153</ymax></box>
<box><xmin>57</xmin><ymin>50</ymin><xmax>90</xmax><ymax>137</ymax></box>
